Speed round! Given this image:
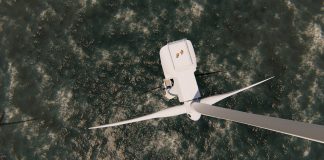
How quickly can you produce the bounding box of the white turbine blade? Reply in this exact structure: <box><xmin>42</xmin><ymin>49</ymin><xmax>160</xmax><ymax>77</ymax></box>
<box><xmin>192</xmin><ymin>102</ymin><xmax>324</xmax><ymax>144</ymax></box>
<box><xmin>89</xmin><ymin>105</ymin><xmax>186</xmax><ymax>129</ymax></box>
<box><xmin>200</xmin><ymin>77</ymin><xmax>274</xmax><ymax>105</ymax></box>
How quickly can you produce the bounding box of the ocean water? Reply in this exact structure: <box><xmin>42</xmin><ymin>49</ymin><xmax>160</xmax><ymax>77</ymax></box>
<box><xmin>0</xmin><ymin>0</ymin><xmax>323</xmax><ymax>159</ymax></box>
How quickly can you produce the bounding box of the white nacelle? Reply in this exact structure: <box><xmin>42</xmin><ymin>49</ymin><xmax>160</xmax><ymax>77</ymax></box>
<box><xmin>159</xmin><ymin>39</ymin><xmax>201</xmax><ymax>102</ymax></box>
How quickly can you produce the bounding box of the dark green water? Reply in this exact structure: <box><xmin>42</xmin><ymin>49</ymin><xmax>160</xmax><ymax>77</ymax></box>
<box><xmin>0</xmin><ymin>0</ymin><xmax>324</xmax><ymax>159</ymax></box>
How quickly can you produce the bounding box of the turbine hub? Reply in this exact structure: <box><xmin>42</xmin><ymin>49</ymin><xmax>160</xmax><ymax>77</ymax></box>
<box><xmin>185</xmin><ymin>102</ymin><xmax>201</xmax><ymax>121</ymax></box>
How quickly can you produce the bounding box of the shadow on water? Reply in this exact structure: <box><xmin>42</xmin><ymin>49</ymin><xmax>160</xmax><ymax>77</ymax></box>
<box><xmin>0</xmin><ymin>119</ymin><xmax>37</xmax><ymax>126</ymax></box>
<box><xmin>0</xmin><ymin>112</ymin><xmax>37</xmax><ymax>127</ymax></box>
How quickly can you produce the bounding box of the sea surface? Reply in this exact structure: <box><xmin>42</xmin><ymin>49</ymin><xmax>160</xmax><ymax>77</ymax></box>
<box><xmin>0</xmin><ymin>0</ymin><xmax>324</xmax><ymax>159</ymax></box>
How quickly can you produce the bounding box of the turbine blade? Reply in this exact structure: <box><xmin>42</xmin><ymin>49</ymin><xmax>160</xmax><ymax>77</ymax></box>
<box><xmin>89</xmin><ymin>105</ymin><xmax>186</xmax><ymax>129</ymax></box>
<box><xmin>200</xmin><ymin>77</ymin><xmax>274</xmax><ymax>105</ymax></box>
<box><xmin>192</xmin><ymin>102</ymin><xmax>324</xmax><ymax>144</ymax></box>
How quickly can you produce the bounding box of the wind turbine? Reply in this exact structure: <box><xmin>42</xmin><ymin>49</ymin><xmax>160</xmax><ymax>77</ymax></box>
<box><xmin>90</xmin><ymin>39</ymin><xmax>324</xmax><ymax>144</ymax></box>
